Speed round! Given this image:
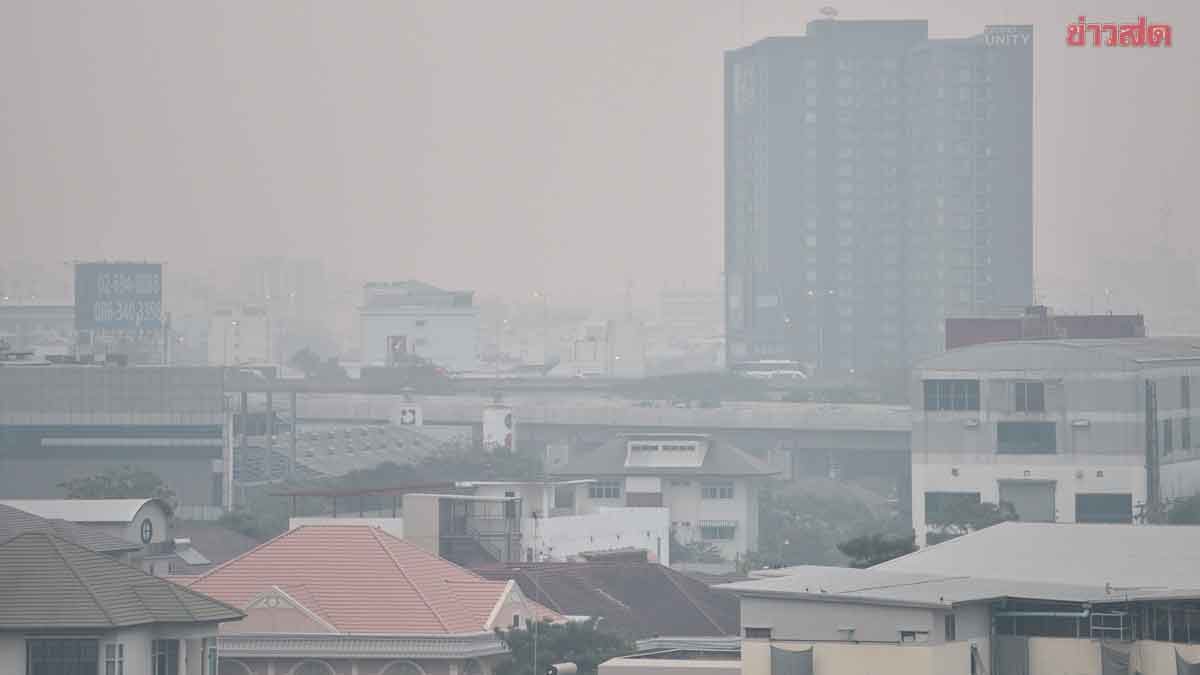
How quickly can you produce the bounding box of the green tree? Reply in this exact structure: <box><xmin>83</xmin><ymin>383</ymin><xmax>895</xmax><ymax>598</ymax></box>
<box><xmin>836</xmin><ymin>532</ymin><xmax>917</xmax><ymax>568</ymax></box>
<box><xmin>925</xmin><ymin>499</ymin><xmax>1018</xmax><ymax>545</ymax></box>
<box><xmin>1167</xmin><ymin>494</ymin><xmax>1200</xmax><ymax>524</ymax></box>
<box><xmin>670</xmin><ymin>531</ymin><xmax>724</xmax><ymax>563</ymax></box>
<box><xmin>495</xmin><ymin>620</ymin><xmax>632</xmax><ymax>675</ymax></box>
<box><xmin>288</xmin><ymin>347</ymin><xmax>322</xmax><ymax>377</ymax></box>
<box><xmin>59</xmin><ymin>466</ymin><xmax>179</xmax><ymax>514</ymax></box>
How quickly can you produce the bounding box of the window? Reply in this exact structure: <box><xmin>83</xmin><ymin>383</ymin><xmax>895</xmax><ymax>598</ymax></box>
<box><xmin>27</xmin><ymin>639</ymin><xmax>98</xmax><ymax>675</ymax></box>
<box><xmin>203</xmin><ymin>638</ymin><xmax>217</xmax><ymax>675</ymax></box>
<box><xmin>153</xmin><ymin>640</ymin><xmax>179</xmax><ymax>675</ymax></box>
<box><xmin>945</xmin><ymin>614</ymin><xmax>957</xmax><ymax>641</ymax></box>
<box><xmin>699</xmin><ymin>521</ymin><xmax>737</xmax><ymax>540</ymax></box>
<box><xmin>105</xmin><ymin>643</ymin><xmax>125</xmax><ymax>675</ymax></box>
<box><xmin>900</xmin><ymin>630</ymin><xmax>929</xmax><ymax>643</ymax></box>
<box><xmin>1075</xmin><ymin>493</ymin><xmax>1133</xmax><ymax>524</ymax></box>
<box><xmin>1162</xmin><ymin>419</ymin><xmax>1174</xmax><ymax>455</ymax></box>
<box><xmin>745</xmin><ymin>627</ymin><xmax>772</xmax><ymax>639</ymax></box>
<box><xmin>925</xmin><ymin>491</ymin><xmax>981</xmax><ymax>525</ymax></box>
<box><xmin>997</xmin><ymin>422</ymin><xmax>1056</xmax><ymax>454</ymax></box>
<box><xmin>1014</xmin><ymin>382</ymin><xmax>1045</xmax><ymax>412</ymax></box>
<box><xmin>415</xmin><ymin>319</ymin><xmax>427</xmax><ymax>327</ymax></box>
<box><xmin>589</xmin><ymin>480</ymin><xmax>622</xmax><ymax>500</ymax></box>
<box><xmin>701</xmin><ymin>481</ymin><xmax>734</xmax><ymax>500</ymax></box>
<box><xmin>923</xmin><ymin>379</ymin><xmax>980</xmax><ymax>411</ymax></box>
<box><xmin>513</xmin><ymin>613</ymin><xmax>522</xmax><ymax>628</ymax></box>
<box><xmin>553</xmin><ymin>486</ymin><xmax>575</xmax><ymax>509</ymax></box>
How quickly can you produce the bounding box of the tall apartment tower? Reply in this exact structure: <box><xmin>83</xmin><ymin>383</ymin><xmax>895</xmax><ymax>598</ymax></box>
<box><xmin>724</xmin><ymin>19</ymin><xmax>1033</xmax><ymax>374</ymax></box>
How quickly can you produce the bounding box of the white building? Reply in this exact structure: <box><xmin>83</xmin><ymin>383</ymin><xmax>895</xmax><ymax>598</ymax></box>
<box><xmin>549</xmin><ymin>319</ymin><xmax>647</xmax><ymax>378</ymax></box>
<box><xmin>912</xmin><ymin>338</ymin><xmax>1200</xmax><ymax>545</ymax></box>
<box><xmin>359</xmin><ymin>281</ymin><xmax>480</xmax><ymax>373</ymax></box>
<box><xmin>207</xmin><ymin>305</ymin><xmax>271</xmax><ymax>366</ymax></box>
<box><xmin>548</xmin><ymin>433</ymin><xmax>777</xmax><ymax>562</ymax></box>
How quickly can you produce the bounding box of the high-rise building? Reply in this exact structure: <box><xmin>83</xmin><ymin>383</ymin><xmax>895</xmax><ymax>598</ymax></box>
<box><xmin>725</xmin><ymin>19</ymin><xmax>1033</xmax><ymax>374</ymax></box>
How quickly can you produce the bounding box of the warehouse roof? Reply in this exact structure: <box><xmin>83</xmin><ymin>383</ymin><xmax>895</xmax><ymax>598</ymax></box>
<box><xmin>0</xmin><ymin>532</ymin><xmax>242</xmax><ymax>629</ymax></box>
<box><xmin>0</xmin><ymin>498</ymin><xmax>168</xmax><ymax>524</ymax></box>
<box><xmin>917</xmin><ymin>337</ymin><xmax>1200</xmax><ymax>373</ymax></box>
<box><xmin>875</xmin><ymin>522</ymin><xmax>1200</xmax><ymax>590</ymax></box>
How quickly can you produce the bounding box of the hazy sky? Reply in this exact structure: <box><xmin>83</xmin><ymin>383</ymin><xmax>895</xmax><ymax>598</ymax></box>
<box><xmin>1</xmin><ymin>0</ymin><xmax>1197</xmax><ymax>311</ymax></box>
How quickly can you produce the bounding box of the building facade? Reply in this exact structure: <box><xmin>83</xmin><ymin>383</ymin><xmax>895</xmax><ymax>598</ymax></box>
<box><xmin>548</xmin><ymin>434</ymin><xmax>776</xmax><ymax>562</ymax></box>
<box><xmin>208</xmin><ymin>305</ymin><xmax>272</xmax><ymax>366</ymax></box>
<box><xmin>360</xmin><ymin>281</ymin><xmax>480</xmax><ymax>373</ymax></box>
<box><xmin>911</xmin><ymin>338</ymin><xmax>1200</xmax><ymax>544</ymax></box>
<box><xmin>725</xmin><ymin>19</ymin><xmax>1033</xmax><ymax>374</ymax></box>
<box><xmin>945</xmin><ymin>305</ymin><xmax>1146</xmax><ymax>350</ymax></box>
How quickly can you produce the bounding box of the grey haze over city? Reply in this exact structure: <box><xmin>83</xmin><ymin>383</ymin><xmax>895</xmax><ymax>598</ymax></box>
<box><xmin>1</xmin><ymin>0</ymin><xmax>1197</xmax><ymax>316</ymax></box>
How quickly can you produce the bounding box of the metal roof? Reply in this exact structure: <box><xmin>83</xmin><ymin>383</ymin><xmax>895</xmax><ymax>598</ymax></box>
<box><xmin>917</xmin><ymin>337</ymin><xmax>1200</xmax><ymax>373</ymax></box>
<box><xmin>720</xmin><ymin>565</ymin><xmax>1117</xmax><ymax>609</ymax></box>
<box><xmin>0</xmin><ymin>498</ymin><xmax>166</xmax><ymax>524</ymax></box>
<box><xmin>876</xmin><ymin>522</ymin><xmax>1200</xmax><ymax>590</ymax></box>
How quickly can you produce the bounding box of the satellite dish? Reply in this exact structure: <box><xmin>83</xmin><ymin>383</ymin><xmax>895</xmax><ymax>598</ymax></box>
<box><xmin>820</xmin><ymin>6</ymin><xmax>839</xmax><ymax>18</ymax></box>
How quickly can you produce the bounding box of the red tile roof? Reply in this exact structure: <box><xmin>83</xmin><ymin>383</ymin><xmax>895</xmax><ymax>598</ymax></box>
<box><xmin>183</xmin><ymin>525</ymin><xmax>527</xmax><ymax>635</ymax></box>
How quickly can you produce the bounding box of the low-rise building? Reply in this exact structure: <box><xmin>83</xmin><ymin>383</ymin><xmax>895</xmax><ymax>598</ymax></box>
<box><xmin>181</xmin><ymin>524</ymin><xmax>558</xmax><ymax>675</ymax></box>
<box><xmin>360</xmin><ymin>281</ymin><xmax>480</xmax><ymax>373</ymax></box>
<box><xmin>911</xmin><ymin>338</ymin><xmax>1200</xmax><ymax>544</ymax></box>
<box><xmin>548</xmin><ymin>434</ymin><xmax>777</xmax><ymax>562</ymax></box>
<box><xmin>0</xmin><ymin>531</ymin><xmax>243</xmax><ymax>675</ymax></box>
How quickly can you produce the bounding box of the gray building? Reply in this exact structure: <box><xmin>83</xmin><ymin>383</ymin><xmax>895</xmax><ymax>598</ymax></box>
<box><xmin>911</xmin><ymin>338</ymin><xmax>1200</xmax><ymax>544</ymax></box>
<box><xmin>725</xmin><ymin>19</ymin><xmax>1033</xmax><ymax>374</ymax></box>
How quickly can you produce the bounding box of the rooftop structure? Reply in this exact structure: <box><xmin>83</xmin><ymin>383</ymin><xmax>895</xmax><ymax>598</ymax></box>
<box><xmin>0</xmin><ymin>503</ymin><xmax>140</xmax><ymax>555</ymax></box>
<box><xmin>945</xmin><ymin>305</ymin><xmax>1147</xmax><ymax>350</ymax></box>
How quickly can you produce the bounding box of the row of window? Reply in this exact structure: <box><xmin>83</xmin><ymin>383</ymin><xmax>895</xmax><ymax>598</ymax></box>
<box><xmin>588</xmin><ymin>481</ymin><xmax>736</xmax><ymax>500</ymax></box>
<box><xmin>924</xmin><ymin>490</ymin><xmax>1132</xmax><ymax>525</ymax></box>
<box><xmin>924</xmin><ymin>379</ymin><xmax>1045</xmax><ymax>413</ymax></box>
<box><xmin>26</xmin><ymin>639</ymin><xmax>208</xmax><ymax>675</ymax></box>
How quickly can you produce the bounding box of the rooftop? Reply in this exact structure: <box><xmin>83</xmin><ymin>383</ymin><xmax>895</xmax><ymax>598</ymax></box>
<box><xmin>0</xmin><ymin>532</ymin><xmax>242</xmax><ymax>629</ymax></box>
<box><xmin>550</xmin><ymin>434</ymin><xmax>776</xmax><ymax>478</ymax></box>
<box><xmin>0</xmin><ymin>498</ymin><xmax>168</xmax><ymax>524</ymax></box>
<box><xmin>474</xmin><ymin>561</ymin><xmax>740</xmax><ymax>640</ymax></box>
<box><xmin>183</xmin><ymin>524</ymin><xmax>555</xmax><ymax>635</ymax></box>
<box><xmin>918</xmin><ymin>337</ymin><xmax>1200</xmax><ymax>373</ymax></box>
<box><xmin>875</xmin><ymin>521</ymin><xmax>1200</xmax><ymax>590</ymax></box>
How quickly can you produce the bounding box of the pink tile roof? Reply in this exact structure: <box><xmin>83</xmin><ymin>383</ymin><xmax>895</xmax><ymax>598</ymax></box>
<box><xmin>183</xmin><ymin>525</ymin><xmax>520</xmax><ymax>635</ymax></box>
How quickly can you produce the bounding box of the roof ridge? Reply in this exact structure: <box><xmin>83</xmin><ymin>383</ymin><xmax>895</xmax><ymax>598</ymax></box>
<box><xmin>184</xmin><ymin>525</ymin><xmax>304</xmax><ymax>586</ymax></box>
<box><xmin>660</xmin><ymin>567</ymin><xmax>726</xmax><ymax>635</ymax></box>
<box><xmin>367</xmin><ymin>526</ymin><xmax>452</xmax><ymax>632</ymax></box>
<box><xmin>521</xmin><ymin>571</ymin><xmax>563</xmax><ymax>614</ymax></box>
<box><xmin>45</xmin><ymin>533</ymin><xmax>119</xmax><ymax>626</ymax></box>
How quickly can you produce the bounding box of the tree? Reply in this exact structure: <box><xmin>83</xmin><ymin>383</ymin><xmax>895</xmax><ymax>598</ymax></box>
<box><xmin>59</xmin><ymin>466</ymin><xmax>178</xmax><ymax>513</ymax></box>
<box><xmin>836</xmin><ymin>532</ymin><xmax>917</xmax><ymax>568</ymax></box>
<box><xmin>670</xmin><ymin>532</ymin><xmax>724</xmax><ymax>564</ymax></box>
<box><xmin>1167</xmin><ymin>494</ymin><xmax>1200</xmax><ymax>524</ymax></box>
<box><xmin>495</xmin><ymin>620</ymin><xmax>632</xmax><ymax>675</ymax></box>
<box><xmin>925</xmin><ymin>499</ymin><xmax>1018</xmax><ymax>545</ymax></box>
<box><xmin>288</xmin><ymin>347</ymin><xmax>322</xmax><ymax>377</ymax></box>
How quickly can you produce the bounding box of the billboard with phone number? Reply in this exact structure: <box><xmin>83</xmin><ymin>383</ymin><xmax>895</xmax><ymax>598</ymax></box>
<box><xmin>74</xmin><ymin>262</ymin><xmax>163</xmax><ymax>330</ymax></box>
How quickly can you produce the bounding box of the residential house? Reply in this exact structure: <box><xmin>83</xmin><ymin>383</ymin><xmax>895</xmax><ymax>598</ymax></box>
<box><xmin>548</xmin><ymin>434</ymin><xmax>777</xmax><ymax>561</ymax></box>
<box><xmin>0</xmin><ymin>502</ymin><xmax>141</xmax><ymax>559</ymax></box>
<box><xmin>181</xmin><ymin>524</ymin><xmax>560</xmax><ymax>675</ymax></box>
<box><xmin>0</xmin><ymin>531</ymin><xmax>243</xmax><ymax>675</ymax></box>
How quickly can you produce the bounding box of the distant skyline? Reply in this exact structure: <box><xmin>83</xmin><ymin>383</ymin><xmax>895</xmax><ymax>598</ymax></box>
<box><xmin>2</xmin><ymin>1</ymin><xmax>1197</xmax><ymax>316</ymax></box>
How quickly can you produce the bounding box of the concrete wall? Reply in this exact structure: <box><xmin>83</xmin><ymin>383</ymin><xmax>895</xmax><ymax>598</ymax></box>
<box><xmin>1162</xmin><ymin>456</ymin><xmax>1200</xmax><ymax>501</ymax></box>
<box><xmin>1131</xmin><ymin>641</ymin><xmax>1200</xmax><ymax>675</ymax></box>
<box><xmin>662</xmin><ymin>478</ymin><xmax>756</xmax><ymax>561</ymax></box>
<box><xmin>740</xmin><ymin>637</ymin><xmax>970</xmax><ymax>675</ymax></box>
<box><xmin>226</xmin><ymin>656</ymin><xmax>486</xmax><ymax>675</ymax></box>
<box><xmin>525</xmin><ymin>507</ymin><xmax>670</xmax><ymax>564</ymax></box>
<box><xmin>601</xmin><ymin>656</ymin><xmax>740</xmax><ymax>675</ymax></box>
<box><xmin>361</xmin><ymin>308</ymin><xmax>480</xmax><ymax>373</ymax></box>
<box><xmin>0</xmin><ymin>625</ymin><xmax>217</xmax><ymax>675</ymax></box>
<box><xmin>741</xmin><ymin>597</ymin><xmax>942</xmax><ymax>644</ymax></box>
<box><xmin>0</xmin><ymin>365</ymin><xmax>225</xmax><ymax>422</ymax></box>
<box><xmin>400</xmin><ymin>493</ymin><xmax>441</xmax><ymax>556</ymax></box>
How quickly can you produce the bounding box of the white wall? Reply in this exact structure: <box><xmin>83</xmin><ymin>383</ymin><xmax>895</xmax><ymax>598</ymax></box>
<box><xmin>120</xmin><ymin>501</ymin><xmax>172</xmax><ymax>546</ymax></box>
<box><xmin>913</xmin><ymin>459</ymin><xmax>1145</xmax><ymax>543</ymax></box>
<box><xmin>525</xmin><ymin>507</ymin><xmax>670</xmax><ymax>564</ymax></box>
<box><xmin>663</xmin><ymin>478</ymin><xmax>754</xmax><ymax>561</ymax></box>
<box><xmin>0</xmin><ymin>625</ymin><xmax>213</xmax><ymax>675</ymax></box>
<box><xmin>361</xmin><ymin>308</ymin><xmax>479</xmax><ymax>372</ymax></box>
<box><xmin>1162</xmin><ymin>457</ymin><xmax>1200</xmax><ymax>501</ymax></box>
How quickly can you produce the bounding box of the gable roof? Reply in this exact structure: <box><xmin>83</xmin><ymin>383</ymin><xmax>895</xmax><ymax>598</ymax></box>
<box><xmin>0</xmin><ymin>532</ymin><xmax>243</xmax><ymax>629</ymax></box>
<box><xmin>0</xmin><ymin>504</ymin><xmax>140</xmax><ymax>554</ymax></box>
<box><xmin>182</xmin><ymin>525</ymin><xmax>546</xmax><ymax>635</ymax></box>
<box><xmin>0</xmin><ymin>498</ymin><xmax>166</xmax><ymax>524</ymax></box>
<box><xmin>474</xmin><ymin>562</ymin><xmax>740</xmax><ymax>639</ymax></box>
<box><xmin>874</xmin><ymin>522</ymin><xmax>1200</xmax><ymax>590</ymax></box>
<box><xmin>549</xmin><ymin>435</ymin><xmax>776</xmax><ymax>478</ymax></box>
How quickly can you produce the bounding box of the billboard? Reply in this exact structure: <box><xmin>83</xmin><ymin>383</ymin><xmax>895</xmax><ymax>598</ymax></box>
<box><xmin>74</xmin><ymin>263</ymin><xmax>163</xmax><ymax>330</ymax></box>
<box><xmin>482</xmin><ymin>405</ymin><xmax>514</xmax><ymax>452</ymax></box>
